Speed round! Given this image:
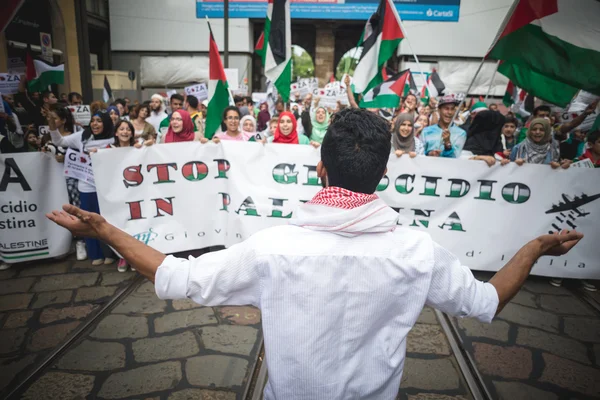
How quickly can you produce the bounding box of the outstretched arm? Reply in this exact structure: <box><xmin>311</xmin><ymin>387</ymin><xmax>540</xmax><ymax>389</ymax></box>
<box><xmin>46</xmin><ymin>205</ymin><xmax>166</xmax><ymax>282</ymax></box>
<box><xmin>427</xmin><ymin>230</ymin><xmax>583</xmax><ymax>322</ymax></box>
<box><xmin>489</xmin><ymin>230</ymin><xmax>582</xmax><ymax>314</ymax></box>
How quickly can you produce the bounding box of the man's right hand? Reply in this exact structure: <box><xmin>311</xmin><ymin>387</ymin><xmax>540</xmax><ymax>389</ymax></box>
<box><xmin>536</xmin><ymin>230</ymin><xmax>584</xmax><ymax>257</ymax></box>
<box><xmin>46</xmin><ymin>205</ymin><xmax>108</xmax><ymax>239</ymax></box>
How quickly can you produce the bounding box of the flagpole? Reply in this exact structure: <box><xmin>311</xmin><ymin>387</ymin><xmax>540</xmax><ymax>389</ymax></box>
<box><xmin>451</xmin><ymin>1</ymin><xmax>516</xmax><ymax>126</ymax></box>
<box><xmin>450</xmin><ymin>56</ymin><xmax>486</xmax><ymax>127</ymax></box>
<box><xmin>484</xmin><ymin>60</ymin><xmax>501</xmax><ymax>101</ymax></box>
<box><xmin>398</xmin><ymin>19</ymin><xmax>427</xmax><ymax>96</ymax></box>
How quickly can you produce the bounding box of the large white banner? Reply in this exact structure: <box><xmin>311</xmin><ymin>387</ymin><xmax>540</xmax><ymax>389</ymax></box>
<box><xmin>91</xmin><ymin>142</ymin><xmax>600</xmax><ymax>279</ymax></box>
<box><xmin>0</xmin><ymin>153</ymin><xmax>71</xmax><ymax>262</ymax></box>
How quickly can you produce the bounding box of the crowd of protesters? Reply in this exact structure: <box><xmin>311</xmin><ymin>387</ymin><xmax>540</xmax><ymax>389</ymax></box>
<box><xmin>1</xmin><ymin>75</ymin><xmax>599</xmax><ymax>290</ymax></box>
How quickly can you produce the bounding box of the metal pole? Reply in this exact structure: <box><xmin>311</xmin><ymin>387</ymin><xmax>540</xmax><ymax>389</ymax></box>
<box><xmin>399</xmin><ymin>19</ymin><xmax>427</xmax><ymax>94</ymax></box>
<box><xmin>224</xmin><ymin>0</ymin><xmax>229</xmax><ymax>68</ymax></box>
<box><xmin>484</xmin><ymin>60</ymin><xmax>501</xmax><ymax>101</ymax></box>
<box><xmin>449</xmin><ymin>57</ymin><xmax>486</xmax><ymax>127</ymax></box>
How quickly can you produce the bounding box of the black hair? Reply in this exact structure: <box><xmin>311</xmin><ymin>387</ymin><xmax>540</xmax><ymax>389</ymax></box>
<box><xmin>533</xmin><ymin>105</ymin><xmax>551</xmax><ymax>116</ymax></box>
<box><xmin>587</xmin><ymin>130</ymin><xmax>600</xmax><ymax>144</ymax></box>
<box><xmin>503</xmin><ymin>116</ymin><xmax>518</xmax><ymax>127</ymax></box>
<box><xmin>114</xmin><ymin>98</ymin><xmax>127</xmax><ymax>108</ymax></box>
<box><xmin>113</xmin><ymin>120</ymin><xmax>136</xmax><ymax>147</ymax></box>
<box><xmin>244</xmin><ymin>96</ymin><xmax>253</xmax><ymax>105</ymax></box>
<box><xmin>170</xmin><ymin>94</ymin><xmax>184</xmax><ymax>103</ymax></box>
<box><xmin>186</xmin><ymin>95</ymin><xmax>199</xmax><ymax>109</ymax></box>
<box><xmin>68</xmin><ymin>92</ymin><xmax>82</xmax><ymax>103</ymax></box>
<box><xmin>233</xmin><ymin>95</ymin><xmax>243</xmax><ymax>104</ymax></box>
<box><xmin>41</xmin><ymin>91</ymin><xmax>53</xmax><ymax>100</ymax></box>
<box><xmin>55</xmin><ymin>107</ymin><xmax>75</xmax><ymax>133</ymax></box>
<box><xmin>220</xmin><ymin>106</ymin><xmax>240</xmax><ymax>131</ymax></box>
<box><xmin>321</xmin><ymin>108</ymin><xmax>391</xmax><ymax>194</ymax></box>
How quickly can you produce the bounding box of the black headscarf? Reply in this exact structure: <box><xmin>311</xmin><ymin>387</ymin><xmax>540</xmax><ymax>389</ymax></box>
<box><xmin>464</xmin><ymin>110</ymin><xmax>505</xmax><ymax>156</ymax></box>
<box><xmin>81</xmin><ymin>112</ymin><xmax>114</xmax><ymax>142</ymax></box>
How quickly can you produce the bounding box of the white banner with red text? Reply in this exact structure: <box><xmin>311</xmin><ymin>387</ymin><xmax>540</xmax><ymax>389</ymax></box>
<box><xmin>91</xmin><ymin>142</ymin><xmax>600</xmax><ymax>279</ymax></box>
<box><xmin>0</xmin><ymin>153</ymin><xmax>72</xmax><ymax>262</ymax></box>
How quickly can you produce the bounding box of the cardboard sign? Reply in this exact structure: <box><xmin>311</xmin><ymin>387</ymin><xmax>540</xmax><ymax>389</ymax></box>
<box><xmin>290</xmin><ymin>77</ymin><xmax>318</xmax><ymax>100</ymax></box>
<box><xmin>572</xmin><ymin>158</ymin><xmax>595</xmax><ymax>169</ymax></box>
<box><xmin>233</xmin><ymin>84</ymin><xmax>249</xmax><ymax>96</ymax></box>
<box><xmin>0</xmin><ymin>74</ymin><xmax>21</xmax><ymax>95</ymax></box>
<box><xmin>312</xmin><ymin>87</ymin><xmax>347</xmax><ymax>109</ymax></box>
<box><xmin>64</xmin><ymin>148</ymin><xmax>95</xmax><ymax>184</ymax></box>
<box><xmin>67</xmin><ymin>105</ymin><xmax>91</xmax><ymax>126</ymax></box>
<box><xmin>184</xmin><ymin>83</ymin><xmax>208</xmax><ymax>101</ymax></box>
<box><xmin>38</xmin><ymin>125</ymin><xmax>50</xmax><ymax>136</ymax></box>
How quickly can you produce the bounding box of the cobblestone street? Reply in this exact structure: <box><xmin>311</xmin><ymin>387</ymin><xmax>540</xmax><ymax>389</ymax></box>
<box><xmin>2</xmin><ymin>258</ymin><xmax>600</xmax><ymax>399</ymax></box>
<box><xmin>452</xmin><ymin>272</ymin><xmax>600</xmax><ymax>400</ymax></box>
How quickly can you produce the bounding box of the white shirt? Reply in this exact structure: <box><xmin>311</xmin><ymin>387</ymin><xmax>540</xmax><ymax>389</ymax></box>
<box><xmin>155</xmin><ymin>197</ymin><xmax>499</xmax><ymax>399</ymax></box>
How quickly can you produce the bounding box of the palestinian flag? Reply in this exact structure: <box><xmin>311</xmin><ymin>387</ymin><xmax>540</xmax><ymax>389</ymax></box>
<box><xmin>352</xmin><ymin>0</ymin><xmax>404</xmax><ymax>95</ymax></box>
<box><xmin>502</xmin><ymin>80</ymin><xmax>518</xmax><ymax>107</ymax></box>
<box><xmin>205</xmin><ymin>21</ymin><xmax>230</xmax><ymax>140</ymax></box>
<box><xmin>255</xmin><ymin>31</ymin><xmax>266</xmax><ymax>64</ymax></box>
<box><xmin>263</xmin><ymin>0</ymin><xmax>292</xmax><ymax>102</ymax></box>
<box><xmin>487</xmin><ymin>0</ymin><xmax>600</xmax><ymax>107</ymax></box>
<box><xmin>404</xmin><ymin>70</ymin><xmax>417</xmax><ymax>96</ymax></box>
<box><xmin>360</xmin><ymin>69</ymin><xmax>411</xmax><ymax>109</ymax></box>
<box><xmin>420</xmin><ymin>70</ymin><xmax>445</xmax><ymax>103</ymax></box>
<box><xmin>27</xmin><ymin>60</ymin><xmax>64</xmax><ymax>92</ymax></box>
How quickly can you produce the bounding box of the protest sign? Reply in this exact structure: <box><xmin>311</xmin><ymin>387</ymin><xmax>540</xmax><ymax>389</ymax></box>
<box><xmin>290</xmin><ymin>78</ymin><xmax>318</xmax><ymax>99</ymax></box>
<box><xmin>184</xmin><ymin>83</ymin><xmax>208</xmax><ymax>101</ymax></box>
<box><xmin>252</xmin><ymin>92</ymin><xmax>268</xmax><ymax>105</ymax></box>
<box><xmin>0</xmin><ymin>153</ymin><xmax>71</xmax><ymax>262</ymax></box>
<box><xmin>93</xmin><ymin>142</ymin><xmax>600</xmax><ymax>279</ymax></box>
<box><xmin>38</xmin><ymin>125</ymin><xmax>50</xmax><ymax>136</ymax></box>
<box><xmin>572</xmin><ymin>159</ymin><xmax>595</xmax><ymax>169</ymax></box>
<box><xmin>233</xmin><ymin>84</ymin><xmax>249</xmax><ymax>96</ymax></box>
<box><xmin>312</xmin><ymin>87</ymin><xmax>347</xmax><ymax>109</ymax></box>
<box><xmin>0</xmin><ymin>74</ymin><xmax>21</xmax><ymax>94</ymax></box>
<box><xmin>564</xmin><ymin>91</ymin><xmax>600</xmax><ymax>131</ymax></box>
<box><xmin>67</xmin><ymin>105</ymin><xmax>91</xmax><ymax>126</ymax></box>
<box><xmin>64</xmin><ymin>148</ymin><xmax>95</xmax><ymax>184</ymax></box>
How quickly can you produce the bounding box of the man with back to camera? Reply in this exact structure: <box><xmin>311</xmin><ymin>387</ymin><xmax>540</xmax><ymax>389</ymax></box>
<box><xmin>47</xmin><ymin>108</ymin><xmax>583</xmax><ymax>399</ymax></box>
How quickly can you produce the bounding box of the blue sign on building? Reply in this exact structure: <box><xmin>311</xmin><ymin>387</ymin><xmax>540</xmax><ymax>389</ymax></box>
<box><xmin>196</xmin><ymin>0</ymin><xmax>461</xmax><ymax>21</ymax></box>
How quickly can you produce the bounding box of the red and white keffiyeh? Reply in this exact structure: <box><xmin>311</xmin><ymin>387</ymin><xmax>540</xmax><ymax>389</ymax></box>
<box><xmin>308</xmin><ymin>186</ymin><xmax>379</xmax><ymax>210</ymax></box>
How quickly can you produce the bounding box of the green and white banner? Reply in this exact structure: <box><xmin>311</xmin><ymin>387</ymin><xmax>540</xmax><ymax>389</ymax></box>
<box><xmin>91</xmin><ymin>142</ymin><xmax>600</xmax><ymax>279</ymax></box>
<box><xmin>0</xmin><ymin>153</ymin><xmax>71</xmax><ymax>262</ymax></box>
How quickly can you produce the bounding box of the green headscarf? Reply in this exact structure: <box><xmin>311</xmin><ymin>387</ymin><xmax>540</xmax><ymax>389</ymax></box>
<box><xmin>310</xmin><ymin>106</ymin><xmax>330</xmax><ymax>144</ymax></box>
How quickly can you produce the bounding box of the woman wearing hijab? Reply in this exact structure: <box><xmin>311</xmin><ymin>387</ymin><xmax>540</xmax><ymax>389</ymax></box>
<box><xmin>107</xmin><ymin>105</ymin><xmax>120</xmax><ymax>127</ymax></box>
<box><xmin>392</xmin><ymin>113</ymin><xmax>424</xmax><ymax>158</ymax></box>
<box><xmin>268</xmin><ymin>112</ymin><xmax>310</xmax><ymax>145</ymax></box>
<box><xmin>49</xmin><ymin>111</ymin><xmax>116</xmax><ymax>265</ymax></box>
<box><xmin>309</xmin><ymin>106</ymin><xmax>330</xmax><ymax>146</ymax></box>
<box><xmin>462</xmin><ymin>110</ymin><xmax>505</xmax><ymax>166</ymax></box>
<box><xmin>240</xmin><ymin>115</ymin><xmax>264</xmax><ymax>141</ymax></box>
<box><xmin>161</xmin><ymin>109</ymin><xmax>199</xmax><ymax>143</ymax></box>
<box><xmin>510</xmin><ymin>118</ymin><xmax>569</xmax><ymax>169</ymax></box>
<box><xmin>257</xmin><ymin>102</ymin><xmax>271</xmax><ymax>132</ymax></box>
